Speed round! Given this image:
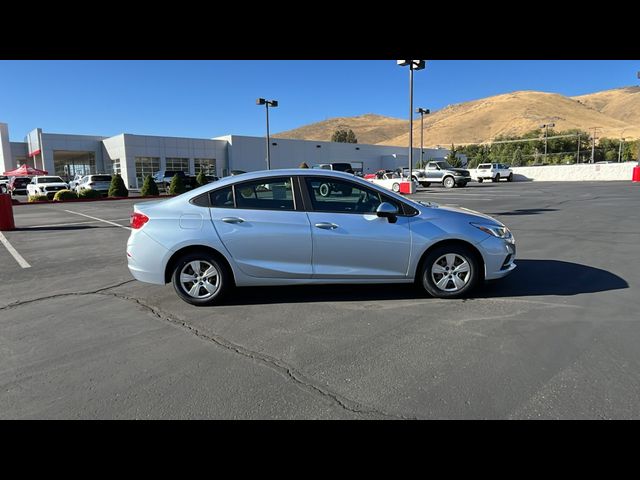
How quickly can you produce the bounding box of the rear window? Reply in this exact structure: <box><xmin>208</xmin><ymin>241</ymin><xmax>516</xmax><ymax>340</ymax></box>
<box><xmin>14</xmin><ymin>178</ymin><xmax>30</xmax><ymax>186</ymax></box>
<box><xmin>209</xmin><ymin>186</ymin><xmax>234</xmax><ymax>208</ymax></box>
<box><xmin>478</xmin><ymin>164</ymin><xmax>491</xmax><ymax>169</ymax></box>
<box><xmin>91</xmin><ymin>175</ymin><xmax>112</xmax><ymax>182</ymax></box>
<box><xmin>37</xmin><ymin>177</ymin><xmax>64</xmax><ymax>183</ymax></box>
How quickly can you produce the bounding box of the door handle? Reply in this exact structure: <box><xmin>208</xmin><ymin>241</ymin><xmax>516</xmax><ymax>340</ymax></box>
<box><xmin>315</xmin><ymin>222</ymin><xmax>339</xmax><ymax>230</ymax></box>
<box><xmin>222</xmin><ymin>217</ymin><xmax>245</xmax><ymax>224</ymax></box>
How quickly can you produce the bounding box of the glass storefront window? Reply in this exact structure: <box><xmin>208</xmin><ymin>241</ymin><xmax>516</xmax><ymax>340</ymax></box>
<box><xmin>165</xmin><ymin>157</ymin><xmax>189</xmax><ymax>173</ymax></box>
<box><xmin>194</xmin><ymin>158</ymin><xmax>216</xmax><ymax>175</ymax></box>
<box><xmin>135</xmin><ymin>157</ymin><xmax>160</xmax><ymax>189</ymax></box>
<box><xmin>53</xmin><ymin>150</ymin><xmax>96</xmax><ymax>180</ymax></box>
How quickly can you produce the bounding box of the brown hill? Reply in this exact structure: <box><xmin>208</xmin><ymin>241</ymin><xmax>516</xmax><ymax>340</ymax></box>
<box><xmin>273</xmin><ymin>113</ymin><xmax>408</xmax><ymax>145</ymax></box>
<box><xmin>572</xmin><ymin>86</ymin><xmax>640</xmax><ymax>127</ymax></box>
<box><xmin>274</xmin><ymin>89</ymin><xmax>640</xmax><ymax>148</ymax></box>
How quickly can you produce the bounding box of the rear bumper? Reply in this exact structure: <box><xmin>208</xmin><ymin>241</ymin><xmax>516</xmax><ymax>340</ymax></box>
<box><xmin>127</xmin><ymin>229</ymin><xmax>171</xmax><ymax>285</ymax></box>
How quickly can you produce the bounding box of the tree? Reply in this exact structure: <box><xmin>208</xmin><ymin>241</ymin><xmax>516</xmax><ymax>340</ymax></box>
<box><xmin>331</xmin><ymin>129</ymin><xmax>347</xmax><ymax>142</ymax></box>
<box><xmin>447</xmin><ymin>143</ymin><xmax>462</xmax><ymax>167</ymax></box>
<box><xmin>298</xmin><ymin>162</ymin><xmax>310</xmax><ymax>168</ymax></box>
<box><xmin>196</xmin><ymin>170</ymin><xmax>208</xmax><ymax>187</ymax></box>
<box><xmin>512</xmin><ymin>147</ymin><xmax>524</xmax><ymax>167</ymax></box>
<box><xmin>331</xmin><ymin>129</ymin><xmax>357</xmax><ymax>143</ymax></box>
<box><xmin>140</xmin><ymin>174</ymin><xmax>159</xmax><ymax>196</ymax></box>
<box><xmin>168</xmin><ymin>174</ymin><xmax>187</xmax><ymax>195</ymax></box>
<box><xmin>108</xmin><ymin>174</ymin><xmax>128</xmax><ymax>197</ymax></box>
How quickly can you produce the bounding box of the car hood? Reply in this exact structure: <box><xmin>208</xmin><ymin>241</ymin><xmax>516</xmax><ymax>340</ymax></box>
<box><xmin>418</xmin><ymin>201</ymin><xmax>503</xmax><ymax>226</ymax></box>
<box><xmin>445</xmin><ymin>168</ymin><xmax>470</xmax><ymax>176</ymax></box>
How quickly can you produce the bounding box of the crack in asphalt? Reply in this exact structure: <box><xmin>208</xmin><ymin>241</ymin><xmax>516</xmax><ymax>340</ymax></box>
<box><xmin>0</xmin><ymin>280</ymin><xmax>136</xmax><ymax>311</ymax></box>
<box><xmin>96</xmin><ymin>290</ymin><xmax>416</xmax><ymax>420</ymax></box>
<box><xmin>1</xmin><ymin>283</ymin><xmax>414</xmax><ymax>420</ymax></box>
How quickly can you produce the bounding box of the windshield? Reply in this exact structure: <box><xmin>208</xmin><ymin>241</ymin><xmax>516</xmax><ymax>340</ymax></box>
<box><xmin>436</xmin><ymin>161</ymin><xmax>454</xmax><ymax>169</ymax></box>
<box><xmin>14</xmin><ymin>178</ymin><xmax>30</xmax><ymax>185</ymax></box>
<box><xmin>91</xmin><ymin>175</ymin><xmax>112</xmax><ymax>182</ymax></box>
<box><xmin>37</xmin><ymin>177</ymin><xmax>64</xmax><ymax>183</ymax></box>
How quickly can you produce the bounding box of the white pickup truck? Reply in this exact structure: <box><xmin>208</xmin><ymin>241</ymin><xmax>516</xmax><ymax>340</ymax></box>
<box><xmin>27</xmin><ymin>175</ymin><xmax>69</xmax><ymax>199</ymax></box>
<box><xmin>475</xmin><ymin>163</ymin><xmax>514</xmax><ymax>183</ymax></box>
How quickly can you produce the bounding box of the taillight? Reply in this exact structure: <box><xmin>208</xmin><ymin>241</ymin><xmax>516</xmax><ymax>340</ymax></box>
<box><xmin>130</xmin><ymin>212</ymin><xmax>149</xmax><ymax>229</ymax></box>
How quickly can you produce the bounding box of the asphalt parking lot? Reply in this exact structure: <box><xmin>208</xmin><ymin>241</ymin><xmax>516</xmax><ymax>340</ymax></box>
<box><xmin>1</xmin><ymin>181</ymin><xmax>639</xmax><ymax>419</ymax></box>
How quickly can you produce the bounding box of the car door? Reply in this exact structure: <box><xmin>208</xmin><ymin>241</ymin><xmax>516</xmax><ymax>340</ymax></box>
<box><xmin>303</xmin><ymin>176</ymin><xmax>412</xmax><ymax>279</ymax></box>
<box><xmin>208</xmin><ymin>176</ymin><xmax>313</xmax><ymax>279</ymax></box>
<box><xmin>425</xmin><ymin>162</ymin><xmax>443</xmax><ymax>182</ymax></box>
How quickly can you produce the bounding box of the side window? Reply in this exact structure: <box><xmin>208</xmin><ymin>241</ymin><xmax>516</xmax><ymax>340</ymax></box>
<box><xmin>233</xmin><ymin>177</ymin><xmax>295</xmax><ymax>211</ymax></box>
<box><xmin>209</xmin><ymin>186</ymin><xmax>234</xmax><ymax>208</ymax></box>
<box><xmin>305</xmin><ymin>177</ymin><xmax>402</xmax><ymax>214</ymax></box>
<box><xmin>427</xmin><ymin>162</ymin><xmax>438</xmax><ymax>170</ymax></box>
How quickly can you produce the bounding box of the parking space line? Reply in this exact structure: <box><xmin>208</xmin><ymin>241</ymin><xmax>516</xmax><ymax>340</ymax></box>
<box><xmin>64</xmin><ymin>210</ymin><xmax>132</xmax><ymax>231</ymax></box>
<box><xmin>0</xmin><ymin>232</ymin><xmax>31</xmax><ymax>268</ymax></box>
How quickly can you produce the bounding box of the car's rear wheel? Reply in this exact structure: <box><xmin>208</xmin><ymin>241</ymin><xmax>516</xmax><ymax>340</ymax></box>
<box><xmin>477</xmin><ymin>178</ymin><xmax>483</xmax><ymax>183</ymax></box>
<box><xmin>420</xmin><ymin>182</ymin><xmax>431</xmax><ymax>188</ymax></box>
<box><xmin>420</xmin><ymin>245</ymin><xmax>479</xmax><ymax>298</ymax></box>
<box><xmin>493</xmin><ymin>173</ymin><xmax>500</xmax><ymax>183</ymax></box>
<box><xmin>319</xmin><ymin>183</ymin><xmax>332</xmax><ymax>197</ymax></box>
<box><xmin>172</xmin><ymin>252</ymin><xmax>229</xmax><ymax>306</ymax></box>
<box><xmin>392</xmin><ymin>182</ymin><xmax>400</xmax><ymax>192</ymax></box>
<box><xmin>443</xmin><ymin>176</ymin><xmax>455</xmax><ymax>189</ymax></box>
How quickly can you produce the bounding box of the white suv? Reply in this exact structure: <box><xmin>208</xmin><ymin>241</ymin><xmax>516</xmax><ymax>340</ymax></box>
<box><xmin>475</xmin><ymin>163</ymin><xmax>513</xmax><ymax>183</ymax></box>
<box><xmin>27</xmin><ymin>176</ymin><xmax>69</xmax><ymax>199</ymax></box>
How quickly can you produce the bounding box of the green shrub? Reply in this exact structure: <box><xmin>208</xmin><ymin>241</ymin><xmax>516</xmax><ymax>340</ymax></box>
<box><xmin>53</xmin><ymin>189</ymin><xmax>78</xmax><ymax>202</ymax></box>
<box><xmin>108</xmin><ymin>174</ymin><xmax>128</xmax><ymax>197</ymax></box>
<box><xmin>28</xmin><ymin>194</ymin><xmax>49</xmax><ymax>203</ymax></box>
<box><xmin>168</xmin><ymin>174</ymin><xmax>186</xmax><ymax>195</ymax></box>
<box><xmin>140</xmin><ymin>174</ymin><xmax>159</xmax><ymax>196</ymax></box>
<box><xmin>78</xmin><ymin>188</ymin><xmax>103</xmax><ymax>199</ymax></box>
<box><xmin>196</xmin><ymin>170</ymin><xmax>208</xmax><ymax>187</ymax></box>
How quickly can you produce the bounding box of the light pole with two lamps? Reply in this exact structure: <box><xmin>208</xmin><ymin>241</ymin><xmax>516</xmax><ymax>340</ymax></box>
<box><xmin>397</xmin><ymin>60</ymin><xmax>426</xmax><ymax>187</ymax></box>
<box><xmin>416</xmin><ymin>107</ymin><xmax>430</xmax><ymax>168</ymax></box>
<box><xmin>256</xmin><ymin>98</ymin><xmax>278</xmax><ymax>170</ymax></box>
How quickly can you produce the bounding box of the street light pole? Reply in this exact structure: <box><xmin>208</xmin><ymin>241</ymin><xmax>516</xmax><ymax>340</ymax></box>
<box><xmin>397</xmin><ymin>60</ymin><xmax>425</xmax><ymax>185</ymax></box>
<box><xmin>256</xmin><ymin>98</ymin><xmax>278</xmax><ymax>170</ymax></box>
<box><xmin>416</xmin><ymin>108</ymin><xmax>430</xmax><ymax>168</ymax></box>
<box><xmin>540</xmin><ymin>123</ymin><xmax>555</xmax><ymax>163</ymax></box>
<box><xmin>618</xmin><ymin>138</ymin><xmax>624</xmax><ymax>162</ymax></box>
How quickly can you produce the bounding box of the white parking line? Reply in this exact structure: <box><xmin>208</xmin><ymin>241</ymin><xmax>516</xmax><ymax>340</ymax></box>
<box><xmin>64</xmin><ymin>210</ymin><xmax>132</xmax><ymax>231</ymax></box>
<box><xmin>0</xmin><ymin>231</ymin><xmax>31</xmax><ymax>268</ymax></box>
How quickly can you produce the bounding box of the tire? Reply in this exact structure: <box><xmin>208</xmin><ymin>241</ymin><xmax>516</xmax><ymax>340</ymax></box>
<box><xmin>507</xmin><ymin>173</ymin><xmax>513</xmax><ymax>182</ymax></box>
<box><xmin>493</xmin><ymin>174</ymin><xmax>500</xmax><ymax>183</ymax></box>
<box><xmin>443</xmin><ymin>176</ymin><xmax>455</xmax><ymax>189</ymax></box>
<box><xmin>172</xmin><ymin>252</ymin><xmax>230</xmax><ymax>306</ymax></box>
<box><xmin>478</xmin><ymin>178</ymin><xmax>483</xmax><ymax>183</ymax></box>
<box><xmin>319</xmin><ymin>183</ymin><xmax>331</xmax><ymax>197</ymax></box>
<box><xmin>458</xmin><ymin>181</ymin><xmax>468</xmax><ymax>188</ymax></box>
<box><xmin>420</xmin><ymin>244</ymin><xmax>480</xmax><ymax>298</ymax></box>
<box><xmin>392</xmin><ymin>182</ymin><xmax>400</xmax><ymax>192</ymax></box>
<box><xmin>420</xmin><ymin>182</ymin><xmax>431</xmax><ymax>188</ymax></box>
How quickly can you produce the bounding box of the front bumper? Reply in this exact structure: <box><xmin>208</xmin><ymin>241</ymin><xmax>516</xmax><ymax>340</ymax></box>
<box><xmin>479</xmin><ymin>235</ymin><xmax>517</xmax><ymax>280</ymax></box>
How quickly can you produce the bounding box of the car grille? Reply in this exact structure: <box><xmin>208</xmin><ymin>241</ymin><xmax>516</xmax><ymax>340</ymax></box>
<box><xmin>45</xmin><ymin>186</ymin><xmax>65</xmax><ymax>192</ymax></box>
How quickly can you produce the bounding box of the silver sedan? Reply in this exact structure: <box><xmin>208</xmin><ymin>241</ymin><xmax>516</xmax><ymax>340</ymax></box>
<box><xmin>127</xmin><ymin>169</ymin><xmax>516</xmax><ymax>306</ymax></box>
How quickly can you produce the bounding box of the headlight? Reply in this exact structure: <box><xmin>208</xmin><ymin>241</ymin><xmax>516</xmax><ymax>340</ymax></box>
<box><xmin>471</xmin><ymin>222</ymin><xmax>514</xmax><ymax>242</ymax></box>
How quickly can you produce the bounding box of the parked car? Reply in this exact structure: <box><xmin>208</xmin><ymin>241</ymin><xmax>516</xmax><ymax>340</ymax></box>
<box><xmin>475</xmin><ymin>163</ymin><xmax>513</xmax><ymax>183</ymax></box>
<box><xmin>153</xmin><ymin>170</ymin><xmax>197</xmax><ymax>191</ymax></box>
<box><xmin>67</xmin><ymin>174</ymin><xmax>84</xmax><ymax>191</ymax></box>
<box><xmin>0</xmin><ymin>175</ymin><xmax>9</xmax><ymax>187</ymax></box>
<box><xmin>75</xmin><ymin>174</ymin><xmax>113</xmax><ymax>196</ymax></box>
<box><xmin>422</xmin><ymin>161</ymin><xmax>472</xmax><ymax>188</ymax></box>
<box><xmin>312</xmin><ymin>163</ymin><xmax>355</xmax><ymax>174</ymax></box>
<box><xmin>127</xmin><ymin>169</ymin><xmax>516</xmax><ymax>306</ymax></box>
<box><xmin>26</xmin><ymin>176</ymin><xmax>69</xmax><ymax>199</ymax></box>
<box><xmin>8</xmin><ymin>176</ymin><xmax>32</xmax><ymax>196</ymax></box>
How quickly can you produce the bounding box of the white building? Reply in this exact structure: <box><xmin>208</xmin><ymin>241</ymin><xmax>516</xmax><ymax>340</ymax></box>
<box><xmin>0</xmin><ymin>122</ymin><xmax>459</xmax><ymax>189</ymax></box>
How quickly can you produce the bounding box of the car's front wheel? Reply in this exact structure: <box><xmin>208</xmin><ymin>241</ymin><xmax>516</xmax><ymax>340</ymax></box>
<box><xmin>507</xmin><ymin>173</ymin><xmax>513</xmax><ymax>182</ymax></box>
<box><xmin>443</xmin><ymin>176</ymin><xmax>455</xmax><ymax>189</ymax></box>
<box><xmin>172</xmin><ymin>252</ymin><xmax>230</xmax><ymax>306</ymax></box>
<box><xmin>478</xmin><ymin>178</ymin><xmax>483</xmax><ymax>183</ymax></box>
<box><xmin>420</xmin><ymin>244</ymin><xmax>479</xmax><ymax>298</ymax></box>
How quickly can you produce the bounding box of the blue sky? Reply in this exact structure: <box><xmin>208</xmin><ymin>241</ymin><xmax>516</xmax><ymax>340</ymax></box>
<box><xmin>0</xmin><ymin>60</ymin><xmax>638</xmax><ymax>141</ymax></box>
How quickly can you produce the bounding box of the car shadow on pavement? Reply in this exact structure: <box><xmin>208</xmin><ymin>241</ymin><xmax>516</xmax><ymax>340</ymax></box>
<box><xmin>477</xmin><ymin>259</ymin><xmax>628</xmax><ymax>297</ymax></box>
<box><xmin>222</xmin><ymin>259</ymin><xmax>628</xmax><ymax>306</ymax></box>
<box><xmin>487</xmin><ymin>208</ymin><xmax>557</xmax><ymax>216</ymax></box>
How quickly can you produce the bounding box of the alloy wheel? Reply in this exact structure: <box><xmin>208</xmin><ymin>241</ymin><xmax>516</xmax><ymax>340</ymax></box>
<box><xmin>429</xmin><ymin>253</ymin><xmax>471</xmax><ymax>292</ymax></box>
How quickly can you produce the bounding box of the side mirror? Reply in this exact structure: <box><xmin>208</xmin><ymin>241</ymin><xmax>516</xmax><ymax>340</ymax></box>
<box><xmin>376</xmin><ymin>202</ymin><xmax>398</xmax><ymax>223</ymax></box>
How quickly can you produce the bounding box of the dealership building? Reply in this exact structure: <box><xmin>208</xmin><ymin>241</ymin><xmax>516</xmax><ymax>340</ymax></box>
<box><xmin>0</xmin><ymin>122</ymin><xmax>458</xmax><ymax>189</ymax></box>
